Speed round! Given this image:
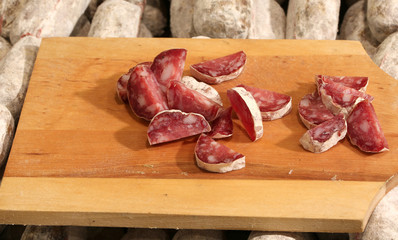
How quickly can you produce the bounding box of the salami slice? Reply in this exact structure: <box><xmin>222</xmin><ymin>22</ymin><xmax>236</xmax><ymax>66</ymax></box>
<box><xmin>298</xmin><ymin>92</ymin><xmax>334</xmax><ymax>129</ymax></box>
<box><xmin>316</xmin><ymin>75</ymin><xmax>369</xmax><ymax>92</ymax></box>
<box><xmin>237</xmin><ymin>84</ymin><xmax>292</xmax><ymax>121</ymax></box>
<box><xmin>117</xmin><ymin>62</ymin><xmax>152</xmax><ymax>104</ymax></box>
<box><xmin>151</xmin><ymin>48</ymin><xmax>187</xmax><ymax>93</ymax></box>
<box><xmin>347</xmin><ymin>100</ymin><xmax>389</xmax><ymax>153</ymax></box>
<box><xmin>181</xmin><ymin>76</ymin><xmax>223</xmax><ymax>106</ymax></box>
<box><xmin>195</xmin><ymin>134</ymin><xmax>245</xmax><ymax>173</ymax></box>
<box><xmin>300</xmin><ymin>114</ymin><xmax>347</xmax><ymax>153</ymax></box>
<box><xmin>127</xmin><ymin>65</ymin><xmax>168</xmax><ymax>120</ymax></box>
<box><xmin>207</xmin><ymin>107</ymin><xmax>233</xmax><ymax>139</ymax></box>
<box><xmin>147</xmin><ymin>110</ymin><xmax>211</xmax><ymax>145</ymax></box>
<box><xmin>319</xmin><ymin>81</ymin><xmax>374</xmax><ymax>116</ymax></box>
<box><xmin>167</xmin><ymin>81</ymin><xmax>223</xmax><ymax>122</ymax></box>
<box><xmin>190</xmin><ymin>51</ymin><xmax>246</xmax><ymax>84</ymax></box>
<box><xmin>227</xmin><ymin>87</ymin><xmax>263</xmax><ymax>142</ymax></box>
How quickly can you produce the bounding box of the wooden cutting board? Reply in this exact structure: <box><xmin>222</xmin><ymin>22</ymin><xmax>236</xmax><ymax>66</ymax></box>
<box><xmin>0</xmin><ymin>38</ymin><xmax>397</xmax><ymax>233</ymax></box>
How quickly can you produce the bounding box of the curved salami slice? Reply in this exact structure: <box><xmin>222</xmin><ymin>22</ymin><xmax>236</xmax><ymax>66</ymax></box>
<box><xmin>227</xmin><ymin>87</ymin><xmax>263</xmax><ymax>142</ymax></box>
<box><xmin>300</xmin><ymin>114</ymin><xmax>347</xmax><ymax>153</ymax></box>
<box><xmin>151</xmin><ymin>48</ymin><xmax>187</xmax><ymax>93</ymax></box>
<box><xmin>117</xmin><ymin>62</ymin><xmax>152</xmax><ymax>103</ymax></box>
<box><xmin>190</xmin><ymin>51</ymin><xmax>246</xmax><ymax>84</ymax></box>
<box><xmin>298</xmin><ymin>92</ymin><xmax>334</xmax><ymax>129</ymax></box>
<box><xmin>181</xmin><ymin>76</ymin><xmax>223</xmax><ymax>106</ymax></box>
<box><xmin>316</xmin><ymin>75</ymin><xmax>369</xmax><ymax>92</ymax></box>
<box><xmin>195</xmin><ymin>134</ymin><xmax>245</xmax><ymax>173</ymax></box>
<box><xmin>207</xmin><ymin>107</ymin><xmax>233</xmax><ymax>139</ymax></box>
<box><xmin>127</xmin><ymin>65</ymin><xmax>168</xmax><ymax>120</ymax></box>
<box><xmin>167</xmin><ymin>81</ymin><xmax>223</xmax><ymax>122</ymax></box>
<box><xmin>319</xmin><ymin>81</ymin><xmax>374</xmax><ymax>116</ymax></box>
<box><xmin>347</xmin><ymin>101</ymin><xmax>389</xmax><ymax>153</ymax></box>
<box><xmin>237</xmin><ymin>84</ymin><xmax>292</xmax><ymax>121</ymax></box>
<box><xmin>147</xmin><ymin>110</ymin><xmax>211</xmax><ymax>145</ymax></box>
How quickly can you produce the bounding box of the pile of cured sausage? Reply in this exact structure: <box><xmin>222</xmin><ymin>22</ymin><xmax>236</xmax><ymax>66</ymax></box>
<box><xmin>116</xmin><ymin>49</ymin><xmax>292</xmax><ymax>173</ymax></box>
<box><xmin>298</xmin><ymin>75</ymin><xmax>389</xmax><ymax>153</ymax></box>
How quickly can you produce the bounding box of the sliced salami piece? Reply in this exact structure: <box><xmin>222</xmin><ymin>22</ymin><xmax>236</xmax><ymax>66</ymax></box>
<box><xmin>300</xmin><ymin>114</ymin><xmax>347</xmax><ymax>153</ymax></box>
<box><xmin>181</xmin><ymin>76</ymin><xmax>223</xmax><ymax>106</ymax></box>
<box><xmin>167</xmin><ymin>81</ymin><xmax>223</xmax><ymax>122</ymax></box>
<box><xmin>237</xmin><ymin>84</ymin><xmax>292</xmax><ymax>121</ymax></box>
<box><xmin>195</xmin><ymin>134</ymin><xmax>245</xmax><ymax>173</ymax></box>
<box><xmin>151</xmin><ymin>48</ymin><xmax>187</xmax><ymax>93</ymax></box>
<box><xmin>298</xmin><ymin>92</ymin><xmax>334</xmax><ymax>129</ymax></box>
<box><xmin>319</xmin><ymin>81</ymin><xmax>374</xmax><ymax>116</ymax></box>
<box><xmin>347</xmin><ymin>100</ymin><xmax>389</xmax><ymax>153</ymax></box>
<box><xmin>147</xmin><ymin>110</ymin><xmax>211</xmax><ymax>145</ymax></box>
<box><xmin>190</xmin><ymin>51</ymin><xmax>246</xmax><ymax>84</ymax></box>
<box><xmin>316</xmin><ymin>75</ymin><xmax>369</xmax><ymax>93</ymax></box>
<box><xmin>207</xmin><ymin>107</ymin><xmax>233</xmax><ymax>139</ymax></box>
<box><xmin>127</xmin><ymin>65</ymin><xmax>168</xmax><ymax>120</ymax></box>
<box><xmin>227</xmin><ymin>87</ymin><xmax>263</xmax><ymax>142</ymax></box>
<box><xmin>117</xmin><ymin>62</ymin><xmax>152</xmax><ymax>104</ymax></box>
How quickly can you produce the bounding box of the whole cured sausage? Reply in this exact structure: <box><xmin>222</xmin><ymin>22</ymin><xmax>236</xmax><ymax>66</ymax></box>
<box><xmin>298</xmin><ymin>92</ymin><xmax>334</xmax><ymax>129</ymax></box>
<box><xmin>207</xmin><ymin>107</ymin><xmax>233</xmax><ymax>139</ymax></box>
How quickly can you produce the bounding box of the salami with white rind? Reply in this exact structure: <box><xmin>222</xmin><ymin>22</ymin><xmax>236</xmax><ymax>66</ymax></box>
<box><xmin>207</xmin><ymin>107</ymin><xmax>233</xmax><ymax>139</ymax></box>
<box><xmin>190</xmin><ymin>51</ymin><xmax>246</xmax><ymax>84</ymax></box>
<box><xmin>181</xmin><ymin>76</ymin><xmax>223</xmax><ymax>106</ymax></box>
<box><xmin>347</xmin><ymin>100</ymin><xmax>389</xmax><ymax>153</ymax></box>
<box><xmin>147</xmin><ymin>110</ymin><xmax>211</xmax><ymax>145</ymax></box>
<box><xmin>238</xmin><ymin>84</ymin><xmax>292</xmax><ymax>121</ymax></box>
<box><xmin>367</xmin><ymin>0</ymin><xmax>398</xmax><ymax>43</ymax></box>
<box><xmin>316</xmin><ymin>75</ymin><xmax>369</xmax><ymax>93</ymax></box>
<box><xmin>298</xmin><ymin>92</ymin><xmax>334</xmax><ymax>129</ymax></box>
<box><xmin>227</xmin><ymin>87</ymin><xmax>263</xmax><ymax>142</ymax></box>
<box><xmin>195</xmin><ymin>134</ymin><xmax>245</xmax><ymax>173</ymax></box>
<box><xmin>300</xmin><ymin>114</ymin><xmax>347</xmax><ymax>153</ymax></box>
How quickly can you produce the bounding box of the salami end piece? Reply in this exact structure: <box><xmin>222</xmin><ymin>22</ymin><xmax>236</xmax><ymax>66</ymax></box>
<box><xmin>227</xmin><ymin>87</ymin><xmax>263</xmax><ymax>142</ymax></box>
<box><xmin>316</xmin><ymin>75</ymin><xmax>369</xmax><ymax>93</ymax></box>
<box><xmin>207</xmin><ymin>107</ymin><xmax>233</xmax><ymax>139</ymax></box>
<box><xmin>195</xmin><ymin>134</ymin><xmax>245</xmax><ymax>173</ymax></box>
<box><xmin>298</xmin><ymin>92</ymin><xmax>334</xmax><ymax>129</ymax></box>
<box><xmin>238</xmin><ymin>84</ymin><xmax>292</xmax><ymax>121</ymax></box>
<box><xmin>190</xmin><ymin>51</ymin><xmax>246</xmax><ymax>84</ymax></box>
<box><xmin>181</xmin><ymin>76</ymin><xmax>223</xmax><ymax>106</ymax></box>
<box><xmin>147</xmin><ymin>110</ymin><xmax>211</xmax><ymax>145</ymax></box>
<box><xmin>347</xmin><ymin>101</ymin><xmax>389</xmax><ymax>153</ymax></box>
<box><xmin>300</xmin><ymin>114</ymin><xmax>347</xmax><ymax>153</ymax></box>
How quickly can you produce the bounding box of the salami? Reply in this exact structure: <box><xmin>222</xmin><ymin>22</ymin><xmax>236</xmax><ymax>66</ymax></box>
<box><xmin>181</xmin><ymin>76</ymin><xmax>223</xmax><ymax>106</ymax></box>
<box><xmin>237</xmin><ymin>84</ymin><xmax>292</xmax><ymax>120</ymax></box>
<box><xmin>147</xmin><ymin>110</ymin><xmax>211</xmax><ymax>145</ymax></box>
<box><xmin>190</xmin><ymin>51</ymin><xmax>246</xmax><ymax>84</ymax></box>
<box><xmin>298</xmin><ymin>92</ymin><xmax>334</xmax><ymax>129</ymax></box>
<box><xmin>207</xmin><ymin>107</ymin><xmax>233</xmax><ymax>139</ymax></box>
<box><xmin>167</xmin><ymin>81</ymin><xmax>223</xmax><ymax>122</ymax></box>
<box><xmin>227</xmin><ymin>87</ymin><xmax>263</xmax><ymax>142</ymax></box>
<box><xmin>316</xmin><ymin>75</ymin><xmax>369</xmax><ymax>92</ymax></box>
<box><xmin>151</xmin><ymin>48</ymin><xmax>187</xmax><ymax>93</ymax></box>
<box><xmin>347</xmin><ymin>100</ymin><xmax>389</xmax><ymax>153</ymax></box>
<box><xmin>300</xmin><ymin>114</ymin><xmax>347</xmax><ymax>153</ymax></box>
<box><xmin>195</xmin><ymin>134</ymin><xmax>245</xmax><ymax>173</ymax></box>
<box><xmin>127</xmin><ymin>65</ymin><xmax>168</xmax><ymax>120</ymax></box>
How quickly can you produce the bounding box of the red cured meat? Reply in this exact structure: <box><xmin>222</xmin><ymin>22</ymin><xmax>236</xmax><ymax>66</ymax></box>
<box><xmin>127</xmin><ymin>65</ymin><xmax>168</xmax><ymax>120</ymax></box>
<box><xmin>116</xmin><ymin>62</ymin><xmax>152</xmax><ymax>103</ymax></box>
<box><xmin>298</xmin><ymin>92</ymin><xmax>334</xmax><ymax>129</ymax></box>
<box><xmin>237</xmin><ymin>84</ymin><xmax>292</xmax><ymax>120</ymax></box>
<box><xmin>151</xmin><ymin>48</ymin><xmax>187</xmax><ymax>93</ymax></box>
<box><xmin>190</xmin><ymin>51</ymin><xmax>246</xmax><ymax>84</ymax></box>
<box><xmin>316</xmin><ymin>75</ymin><xmax>369</xmax><ymax>92</ymax></box>
<box><xmin>227</xmin><ymin>87</ymin><xmax>263</xmax><ymax>142</ymax></box>
<box><xmin>147</xmin><ymin>110</ymin><xmax>211</xmax><ymax>145</ymax></box>
<box><xmin>167</xmin><ymin>81</ymin><xmax>223</xmax><ymax>122</ymax></box>
<box><xmin>347</xmin><ymin>101</ymin><xmax>389</xmax><ymax>153</ymax></box>
<box><xmin>195</xmin><ymin>134</ymin><xmax>245</xmax><ymax>173</ymax></box>
<box><xmin>207</xmin><ymin>107</ymin><xmax>233</xmax><ymax>139</ymax></box>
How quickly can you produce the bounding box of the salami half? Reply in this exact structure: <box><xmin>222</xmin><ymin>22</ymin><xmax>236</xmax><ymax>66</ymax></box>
<box><xmin>117</xmin><ymin>62</ymin><xmax>152</xmax><ymax>103</ymax></box>
<box><xmin>190</xmin><ymin>51</ymin><xmax>246</xmax><ymax>84</ymax></box>
<box><xmin>316</xmin><ymin>75</ymin><xmax>369</xmax><ymax>92</ymax></box>
<box><xmin>227</xmin><ymin>87</ymin><xmax>263</xmax><ymax>142</ymax></box>
<box><xmin>298</xmin><ymin>92</ymin><xmax>334</xmax><ymax>129</ymax></box>
<box><xmin>167</xmin><ymin>81</ymin><xmax>223</xmax><ymax>122</ymax></box>
<box><xmin>151</xmin><ymin>48</ymin><xmax>187</xmax><ymax>93</ymax></box>
<box><xmin>127</xmin><ymin>65</ymin><xmax>168</xmax><ymax>120</ymax></box>
<box><xmin>237</xmin><ymin>84</ymin><xmax>292</xmax><ymax>120</ymax></box>
<box><xmin>207</xmin><ymin>107</ymin><xmax>233</xmax><ymax>139</ymax></box>
<box><xmin>195</xmin><ymin>134</ymin><xmax>245</xmax><ymax>173</ymax></box>
<box><xmin>180</xmin><ymin>76</ymin><xmax>223</xmax><ymax>106</ymax></box>
<box><xmin>300</xmin><ymin>114</ymin><xmax>347</xmax><ymax>153</ymax></box>
<box><xmin>147</xmin><ymin>110</ymin><xmax>211</xmax><ymax>145</ymax></box>
<box><xmin>347</xmin><ymin>100</ymin><xmax>389</xmax><ymax>153</ymax></box>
